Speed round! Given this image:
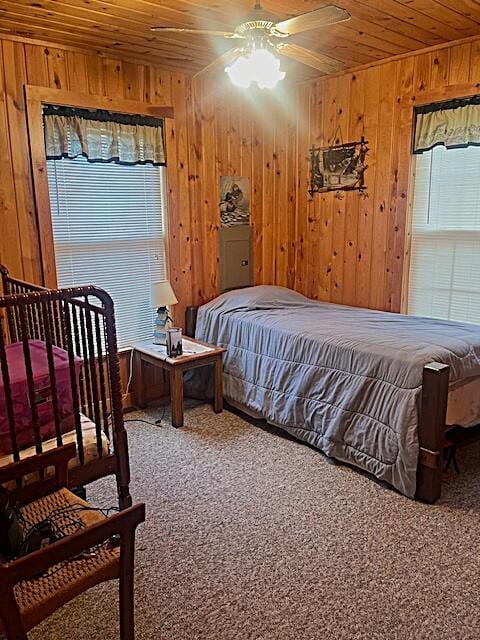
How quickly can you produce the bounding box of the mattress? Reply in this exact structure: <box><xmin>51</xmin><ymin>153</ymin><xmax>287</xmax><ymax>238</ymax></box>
<box><xmin>196</xmin><ymin>285</ymin><xmax>480</xmax><ymax>497</ymax></box>
<box><xmin>0</xmin><ymin>414</ymin><xmax>110</xmax><ymax>488</ymax></box>
<box><xmin>0</xmin><ymin>339</ymin><xmax>82</xmax><ymax>455</ymax></box>
<box><xmin>229</xmin><ymin>372</ymin><xmax>480</xmax><ymax>430</ymax></box>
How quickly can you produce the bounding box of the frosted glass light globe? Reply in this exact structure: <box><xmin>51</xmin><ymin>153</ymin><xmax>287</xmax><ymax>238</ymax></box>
<box><xmin>225</xmin><ymin>55</ymin><xmax>252</xmax><ymax>88</ymax></box>
<box><xmin>249</xmin><ymin>48</ymin><xmax>286</xmax><ymax>89</ymax></box>
<box><xmin>225</xmin><ymin>47</ymin><xmax>285</xmax><ymax>90</ymax></box>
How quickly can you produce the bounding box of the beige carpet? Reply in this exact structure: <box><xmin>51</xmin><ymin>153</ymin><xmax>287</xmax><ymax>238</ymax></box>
<box><xmin>30</xmin><ymin>402</ymin><xmax>480</xmax><ymax>640</ymax></box>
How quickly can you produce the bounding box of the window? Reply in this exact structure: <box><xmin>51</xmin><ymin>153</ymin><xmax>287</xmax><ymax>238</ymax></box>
<box><xmin>47</xmin><ymin>155</ymin><xmax>167</xmax><ymax>348</ymax></box>
<box><xmin>407</xmin><ymin>144</ymin><xmax>480</xmax><ymax>325</ymax></box>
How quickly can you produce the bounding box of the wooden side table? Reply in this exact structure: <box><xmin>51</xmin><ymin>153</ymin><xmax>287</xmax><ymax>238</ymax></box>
<box><xmin>133</xmin><ymin>338</ymin><xmax>226</xmax><ymax>428</ymax></box>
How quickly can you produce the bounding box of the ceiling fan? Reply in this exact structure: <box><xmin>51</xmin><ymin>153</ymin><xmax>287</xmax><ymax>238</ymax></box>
<box><xmin>151</xmin><ymin>3</ymin><xmax>350</xmax><ymax>89</ymax></box>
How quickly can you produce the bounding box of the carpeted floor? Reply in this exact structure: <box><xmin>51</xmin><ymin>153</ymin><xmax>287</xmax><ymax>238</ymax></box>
<box><xmin>30</xmin><ymin>402</ymin><xmax>480</xmax><ymax>640</ymax></box>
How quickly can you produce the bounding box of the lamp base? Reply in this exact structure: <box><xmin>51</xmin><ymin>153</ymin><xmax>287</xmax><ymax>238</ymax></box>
<box><xmin>153</xmin><ymin>307</ymin><xmax>172</xmax><ymax>345</ymax></box>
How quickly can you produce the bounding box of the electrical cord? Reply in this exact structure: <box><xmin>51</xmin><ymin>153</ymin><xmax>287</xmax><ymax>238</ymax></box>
<box><xmin>124</xmin><ymin>403</ymin><xmax>166</xmax><ymax>427</ymax></box>
<box><xmin>121</xmin><ymin>347</ymin><xmax>167</xmax><ymax>425</ymax></box>
<box><xmin>13</xmin><ymin>503</ymin><xmax>120</xmax><ymax>575</ymax></box>
<box><xmin>122</xmin><ymin>347</ymin><xmax>135</xmax><ymax>403</ymax></box>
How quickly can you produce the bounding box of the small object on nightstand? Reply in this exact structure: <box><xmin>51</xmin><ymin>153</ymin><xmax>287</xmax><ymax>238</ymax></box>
<box><xmin>166</xmin><ymin>327</ymin><xmax>183</xmax><ymax>357</ymax></box>
<box><xmin>151</xmin><ymin>281</ymin><xmax>178</xmax><ymax>345</ymax></box>
<box><xmin>133</xmin><ymin>338</ymin><xmax>226</xmax><ymax>428</ymax></box>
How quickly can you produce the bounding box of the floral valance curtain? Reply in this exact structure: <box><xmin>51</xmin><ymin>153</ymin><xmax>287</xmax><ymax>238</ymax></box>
<box><xmin>43</xmin><ymin>105</ymin><xmax>166</xmax><ymax>166</ymax></box>
<box><xmin>413</xmin><ymin>95</ymin><xmax>480</xmax><ymax>154</ymax></box>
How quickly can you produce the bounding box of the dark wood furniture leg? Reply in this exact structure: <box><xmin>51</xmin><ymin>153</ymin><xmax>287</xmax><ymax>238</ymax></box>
<box><xmin>185</xmin><ymin>306</ymin><xmax>199</xmax><ymax>338</ymax></box>
<box><xmin>133</xmin><ymin>350</ymin><xmax>146</xmax><ymax>409</ymax></box>
<box><xmin>170</xmin><ymin>367</ymin><xmax>184</xmax><ymax>428</ymax></box>
<box><xmin>119</xmin><ymin>529</ymin><xmax>136</xmax><ymax>640</ymax></box>
<box><xmin>0</xmin><ymin>592</ymin><xmax>28</xmax><ymax>639</ymax></box>
<box><xmin>416</xmin><ymin>362</ymin><xmax>450</xmax><ymax>503</ymax></box>
<box><xmin>214</xmin><ymin>356</ymin><xmax>223</xmax><ymax>414</ymax></box>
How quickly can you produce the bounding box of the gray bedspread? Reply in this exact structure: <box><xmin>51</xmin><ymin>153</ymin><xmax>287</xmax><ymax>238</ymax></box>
<box><xmin>195</xmin><ymin>286</ymin><xmax>480</xmax><ymax>497</ymax></box>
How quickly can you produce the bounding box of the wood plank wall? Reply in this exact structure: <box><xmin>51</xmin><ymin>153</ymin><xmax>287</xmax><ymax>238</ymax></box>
<box><xmin>0</xmin><ymin>37</ymin><xmax>291</xmax><ymax>316</ymax></box>
<box><xmin>0</xmin><ymin>39</ymin><xmax>199</xmax><ymax>400</ymax></box>
<box><xmin>191</xmin><ymin>38</ymin><xmax>480</xmax><ymax>313</ymax></box>
<box><xmin>0</xmin><ymin>37</ymin><xmax>288</xmax><ymax>401</ymax></box>
<box><xmin>290</xmin><ymin>39</ymin><xmax>480</xmax><ymax>312</ymax></box>
<box><xmin>0</xmin><ymin>38</ymin><xmax>196</xmax><ymax>320</ymax></box>
<box><xmin>189</xmin><ymin>77</ymin><xmax>298</xmax><ymax>303</ymax></box>
<box><xmin>1</xmin><ymin>35</ymin><xmax>480</xmax><ymax>325</ymax></box>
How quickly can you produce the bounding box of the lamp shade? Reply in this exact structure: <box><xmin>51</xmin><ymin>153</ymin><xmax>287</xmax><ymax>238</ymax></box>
<box><xmin>151</xmin><ymin>281</ymin><xmax>178</xmax><ymax>308</ymax></box>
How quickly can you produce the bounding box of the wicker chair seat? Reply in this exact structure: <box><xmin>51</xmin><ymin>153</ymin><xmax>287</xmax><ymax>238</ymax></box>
<box><xmin>0</xmin><ymin>488</ymin><xmax>120</xmax><ymax>635</ymax></box>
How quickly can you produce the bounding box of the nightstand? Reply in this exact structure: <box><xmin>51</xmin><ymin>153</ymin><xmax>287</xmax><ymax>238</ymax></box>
<box><xmin>133</xmin><ymin>338</ymin><xmax>226</xmax><ymax>428</ymax></box>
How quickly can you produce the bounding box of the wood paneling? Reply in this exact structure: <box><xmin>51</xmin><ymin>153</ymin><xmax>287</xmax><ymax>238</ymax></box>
<box><xmin>0</xmin><ymin>40</ymin><xmax>201</xmax><ymax>401</ymax></box>
<box><xmin>0</xmin><ymin>1</ymin><xmax>480</xmax><ymax>82</ymax></box>
<box><xmin>191</xmin><ymin>37</ymin><xmax>476</xmax><ymax>312</ymax></box>
<box><xmin>0</xmin><ymin>40</ymin><xmax>187</xmax><ymax>322</ymax></box>
<box><xmin>290</xmin><ymin>39</ymin><xmax>480</xmax><ymax>312</ymax></box>
<box><xmin>0</xmin><ymin>36</ymin><xmax>287</xmax><ymax>316</ymax></box>
<box><xmin>187</xmin><ymin>76</ymin><xmax>296</xmax><ymax>303</ymax></box>
<box><xmin>1</xmin><ymin>31</ymin><xmax>480</xmax><ymax>326</ymax></box>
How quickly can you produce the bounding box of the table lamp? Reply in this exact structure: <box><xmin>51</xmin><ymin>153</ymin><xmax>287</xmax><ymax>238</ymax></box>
<box><xmin>151</xmin><ymin>280</ymin><xmax>178</xmax><ymax>345</ymax></box>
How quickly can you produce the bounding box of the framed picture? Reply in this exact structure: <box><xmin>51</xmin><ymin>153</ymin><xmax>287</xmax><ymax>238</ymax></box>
<box><xmin>309</xmin><ymin>137</ymin><xmax>369</xmax><ymax>197</ymax></box>
<box><xmin>220</xmin><ymin>176</ymin><xmax>250</xmax><ymax>226</ymax></box>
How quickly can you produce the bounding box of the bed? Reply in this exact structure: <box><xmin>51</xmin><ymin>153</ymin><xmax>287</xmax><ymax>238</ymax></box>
<box><xmin>0</xmin><ymin>264</ymin><xmax>131</xmax><ymax>508</ymax></box>
<box><xmin>186</xmin><ymin>286</ymin><xmax>480</xmax><ymax>502</ymax></box>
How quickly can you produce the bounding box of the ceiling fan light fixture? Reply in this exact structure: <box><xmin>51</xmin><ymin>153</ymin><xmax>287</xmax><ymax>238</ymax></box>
<box><xmin>225</xmin><ymin>46</ymin><xmax>285</xmax><ymax>90</ymax></box>
<box><xmin>225</xmin><ymin>54</ymin><xmax>253</xmax><ymax>88</ymax></box>
<box><xmin>250</xmin><ymin>47</ymin><xmax>285</xmax><ymax>89</ymax></box>
<box><xmin>154</xmin><ymin>3</ymin><xmax>349</xmax><ymax>82</ymax></box>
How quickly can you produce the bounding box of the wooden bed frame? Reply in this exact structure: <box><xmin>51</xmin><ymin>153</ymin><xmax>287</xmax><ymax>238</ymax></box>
<box><xmin>185</xmin><ymin>305</ymin><xmax>449</xmax><ymax>504</ymax></box>
<box><xmin>0</xmin><ymin>265</ymin><xmax>132</xmax><ymax>509</ymax></box>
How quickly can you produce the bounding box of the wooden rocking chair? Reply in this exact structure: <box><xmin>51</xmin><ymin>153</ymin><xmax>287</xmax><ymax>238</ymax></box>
<box><xmin>0</xmin><ymin>443</ymin><xmax>145</xmax><ymax>640</ymax></box>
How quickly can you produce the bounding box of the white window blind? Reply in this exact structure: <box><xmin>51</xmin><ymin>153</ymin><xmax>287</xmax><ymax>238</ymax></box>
<box><xmin>47</xmin><ymin>155</ymin><xmax>167</xmax><ymax>348</ymax></box>
<box><xmin>407</xmin><ymin>144</ymin><xmax>480</xmax><ymax>325</ymax></box>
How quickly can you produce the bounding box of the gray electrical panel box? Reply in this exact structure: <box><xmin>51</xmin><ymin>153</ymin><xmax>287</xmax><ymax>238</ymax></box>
<box><xmin>219</xmin><ymin>225</ymin><xmax>253</xmax><ymax>292</ymax></box>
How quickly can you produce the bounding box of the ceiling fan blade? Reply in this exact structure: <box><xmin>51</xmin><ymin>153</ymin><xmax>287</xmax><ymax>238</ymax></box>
<box><xmin>275</xmin><ymin>5</ymin><xmax>350</xmax><ymax>36</ymax></box>
<box><xmin>278</xmin><ymin>44</ymin><xmax>344</xmax><ymax>75</ymax></box>
<box><xmin>151</xmin><ymin>27</ymin><xmax>242</xmax><ymax>38</ymax></box>
<box><xmin>193</xmin><ymin>49</ymin><xmax>241</xmax><ymax>80</ymax></box>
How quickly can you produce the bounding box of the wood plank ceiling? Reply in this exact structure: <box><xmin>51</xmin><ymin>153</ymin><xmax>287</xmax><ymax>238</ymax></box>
<box><xmin>0</xmin><ymin>0</ymin><xmax>480</xmax><ymax>80</ymax></box>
